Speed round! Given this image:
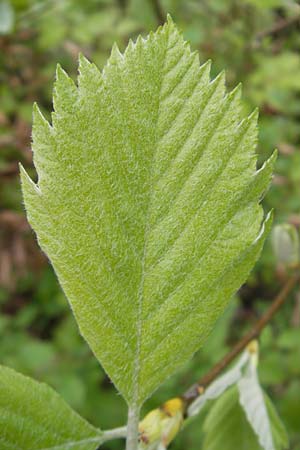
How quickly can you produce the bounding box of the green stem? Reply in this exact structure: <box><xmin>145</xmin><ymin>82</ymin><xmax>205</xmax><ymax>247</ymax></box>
<box><xmin>125</xmin><ymin>405</ymin><xmax>140</xmax><ymax>450</ymax></box>
<box><xmin>102</xmin><ymin>426</ymin><xmax>127</xmax><ymax>441</ymax></box>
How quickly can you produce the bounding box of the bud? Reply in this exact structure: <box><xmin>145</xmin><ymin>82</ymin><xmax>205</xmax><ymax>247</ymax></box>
<box><xmin>272</xmin><ymin>223</ymin><xmax>300</xmax><ymax>266</ymax></box>
<box><xmin>246</xmin><ymin>339</ymin><xmax>259</xmax><ymax>368</ymax></box>
<box><xmin>139</xmin><ymin>398</ymin><xmax>184</xmax><ymax>449</ymax></box>
<box><xmin>160</xmin><ymin>398</ymin><xmax>184</xmax><ymax>446</ymax></box>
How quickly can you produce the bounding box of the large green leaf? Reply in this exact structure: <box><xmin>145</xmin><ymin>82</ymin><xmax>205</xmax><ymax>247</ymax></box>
<box><xmin>0</xmin><ymin>365</ymin><xmax>102</xmax><ymax>450</ymax></box>
<box><xmin>203</xmin><ymin>387</ymin><xmax>287</xmax><ymax>450</ymax></box>
<box><xmin>20</xmin><ymin>17</ymin><xmax>275</xmax><ymax>406</ymax></box>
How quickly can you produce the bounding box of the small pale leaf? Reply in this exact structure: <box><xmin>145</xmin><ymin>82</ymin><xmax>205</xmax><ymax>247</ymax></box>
<box><xmin>0</xmin><ymin>365</ymin><xmax>102</xmax><ymax>450</ymax></box>
<box><xmin>21</xmin><ymin>17</ymin><xmax>275</xmax><ymax>406</ymax></box>
<box><xmin>188</xmin><ymin>350</ymin><xmax>249</xmax><ymax>417</ymax></box>
<box><xmin>238</xmin><ymin>362</ymin><xmax>288</xmax><ymax>450</ymax></box>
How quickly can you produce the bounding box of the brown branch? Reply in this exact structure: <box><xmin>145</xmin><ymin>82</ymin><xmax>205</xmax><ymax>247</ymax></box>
<box><xmin>182</xmin><ymin>271</ymin><xmax>300</xmax><ymax>405</ymax></box>
<box><xmin>256</xmin><ymin>15</ymin><xmax>300</xmax><ymax>40</ymax></box>
<box><xmin>0</xmin><ymin>162</ymin><xmax>19</xmax><ymax>178</ymax></box>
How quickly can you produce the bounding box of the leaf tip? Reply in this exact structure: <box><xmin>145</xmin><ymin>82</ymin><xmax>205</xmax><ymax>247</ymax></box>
<box><xmin>110</xmin><ymin>42</ymin><xmax>123</xmax><ymax>64</ymax></box>
<box><xmin>55</xmin><ymin>62</ymin><xmax>64</xmax><ymax>80</ymax></box>
<box><xmin>249</xmin><ymin>106</ymin><xmax>259</xmax><ymax>123</ymax></box>
<box><xmin>162</xmin><ymin>13</ymin><xmax>181</xmax><ymax>40</ymax></box>
<box><xmin>19</xmin><ymin>161</ymin><xmax>26</xmax><ymax>178</ymax></box>
<box><xmin>54</xmin><ymin>64</ymin><xmax>77</xmax><ymax>113</ymax></box>
<box><xmin>19</xmin><ymin>163</ymin><xmax>40</xmax><ymax>196</ymax></box>
<box><xmin>264</xmin><ymin>150</ymin><xmax>277</xmax><ymax>175</ymax></box>
<box><xmin>32</xmin><ymin>101</ymin><xmax>41</xmax><ymax>123</ymax></box>
<box><xmin>32</xmin><ymin>102</ymin><xmax>49</xmax><ymax>128</ymax></box>
<box><xmin>202</xmin><ymin>58</ymin><xmax>212</xmax><ymax>71</ymax></box>
<box><xmin>271</xmin><ymin>148</ymin><xmax>278</xmax><ymax>162</ymax></box>
<box><xmin>258</xmin><ymin>149</ymin><xmax>277</xmax><ymax>177</ymax></box>
<box><xmin>55</xmin><ymin>63</ymin><xmax>75</xmax><ymax>88</ymax></box>
<box><xmin>78</xmin><ymin>52</ymin><xmax>91</xmax><ymax>71</ymax></box>
<box><xmin>233</xmin><ymin>81</ymin><xmax>242</xmax><ymax>96</ymax></box>
<box><xmin>166</xmin><ymin>13</ymin><xmax>174</xmax><ymax>25</ymax></box>
<box><xmin>212</xmin><ymin>69</ymin><xmax>226</xmax><ymax>89</ymax></box>
<box><xmin>227</xmin><ymin>82</ymin><xmax>243</xmax><ymax>103</ymax></box>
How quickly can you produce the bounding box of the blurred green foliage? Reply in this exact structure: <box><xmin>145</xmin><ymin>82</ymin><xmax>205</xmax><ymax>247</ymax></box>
<box><xmin>0</xmin><ymin>0</ymin><xmax>300</xmax><ymax>448</ymax></box>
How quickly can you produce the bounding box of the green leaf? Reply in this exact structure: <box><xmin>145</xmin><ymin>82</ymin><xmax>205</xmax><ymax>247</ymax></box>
<box><xmin>238</xmin><ymin>361</ymin><xmax>288</xmax><ymax>450</ymax></box>
<box><xmin>0</xmin><ymin>365</ymin><xmax>102</xmax><ymax>450</ymax></box>
<box><xmin>264</xmin><ymin>395</ymin><xmax>289</xmax><ymax>450</ymax></box>
<box><xmin>203</xmin><ymin>387</ymin><xmax>287</xmax><ymax>450</ymax></box>
<box><xmin>20</xmin><ymin>17</ymin><xmax>275</xmax><ymax>406</ymax></box>
<box><xmin>203</xmin><ymin>386</ymin><xmax>262</xmax><ymax>450</ymax></box>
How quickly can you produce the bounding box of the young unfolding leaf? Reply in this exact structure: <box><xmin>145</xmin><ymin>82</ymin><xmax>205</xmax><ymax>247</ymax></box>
<box><xmin>203</xmin><ymin>387</ymin><xmax>287</xmax><ymax>450</ymax></box>
<box><xmin>272</xmin><ymin>223</ymin><xmax>300</xmax><ymax>266</ymax></box>
<box><xmin>21</xmin><ymin>16</ymin><xmax>275</xmax><ymax>407</ymax></box>
<box><xmin>187</xmin><ymin>349</ymin><xmax>250</xmax><ymax>417</ymax></box>
<box><xmin>0</xmin><ymin>365</ymin><xmax>102</xmax><ymax>450</ymax></box>
<box><xmin>238</xmin><ymin>357</ymin><xmax>288</xmax><ymax>450</ymax></box>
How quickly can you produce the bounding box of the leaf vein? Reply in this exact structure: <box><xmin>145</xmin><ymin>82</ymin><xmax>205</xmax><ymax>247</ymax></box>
<box><xmin>148</xmin><ymin>112</ymin><xmax>250</xmax><ymax>271</ymax></box>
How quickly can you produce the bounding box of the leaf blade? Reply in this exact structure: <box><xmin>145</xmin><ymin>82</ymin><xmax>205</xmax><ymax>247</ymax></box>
<box><xmin>203</xmin><ymin>386</ymin><xmax>287</xmax><ymax>450</ymax></box>
<box><xmin>21</xmin><ymin>17</ymin><xmax>275</xmax><ymax>406</ymax></box>
<box><xmin>203</xmin><ymin>387</ymin><xmax>263</xmax><ymax>450</ymax></box>
<box><xmin>0</xmin><ymin>365</ymin><xmax>102</xmax><ymax>450</ymax></box>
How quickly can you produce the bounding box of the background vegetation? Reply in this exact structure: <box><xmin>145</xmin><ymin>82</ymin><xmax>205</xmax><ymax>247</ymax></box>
<box><xmin>0</xmin><ymin>0</ymin><xmax>300</xmax><ymax>448</ymax></box>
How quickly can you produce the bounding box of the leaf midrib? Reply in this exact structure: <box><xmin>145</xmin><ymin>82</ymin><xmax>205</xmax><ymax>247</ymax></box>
<box><xmin>134</xmin><ymin>27</ymin><xmax>172</xmax><ymax>405</ymax></box>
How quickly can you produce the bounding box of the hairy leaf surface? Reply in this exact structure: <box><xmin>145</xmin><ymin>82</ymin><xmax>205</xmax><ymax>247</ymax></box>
<box><xmin>21</xmin><ymin>17</ymin><xmax>275</xmax><ymax>406</ymax></box>
<box><xmin>0</xmin><ymin>365</ymin><xmax>102</xmax><ymax>450</ymax></box>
